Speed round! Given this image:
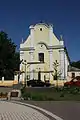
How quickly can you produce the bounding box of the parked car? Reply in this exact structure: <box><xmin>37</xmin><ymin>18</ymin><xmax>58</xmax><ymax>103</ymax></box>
<box><xmin>27</xmin><ymin>79</ymin><xmax>51</xmax><ymax>87</ymax></box>
<box><xmin>64</xmin><ymin>77</ymin><xmax>80</xmax><ymax>87</ymax></box>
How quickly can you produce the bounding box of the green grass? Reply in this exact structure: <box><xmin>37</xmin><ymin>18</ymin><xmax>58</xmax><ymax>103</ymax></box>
<box><xmin>21</xmin><ymin>87</ymin><xmax>80</xmax><ymax>101</ymax></box>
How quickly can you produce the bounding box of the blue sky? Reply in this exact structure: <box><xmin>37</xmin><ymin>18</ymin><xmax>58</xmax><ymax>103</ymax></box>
<box><xmin>0</xmin><ymin>0</ymin><xmax>80</xmax><ymax>61</ymax></box>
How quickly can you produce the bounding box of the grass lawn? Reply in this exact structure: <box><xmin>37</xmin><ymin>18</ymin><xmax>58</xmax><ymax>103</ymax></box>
<box><xmin>21</xmin><ymin>87</ymin><xmax>80</xmax><ymax>101</ymax></box>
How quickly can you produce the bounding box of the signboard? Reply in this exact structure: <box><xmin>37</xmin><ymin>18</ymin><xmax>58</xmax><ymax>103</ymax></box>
<box><xmin>10</xmin><ymin>92</ymin><xmax>18</xmax><ymax>97</ymax></box>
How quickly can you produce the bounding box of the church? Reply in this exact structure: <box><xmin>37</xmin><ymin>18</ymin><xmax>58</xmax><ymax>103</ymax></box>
<box><xmin>19</xmin><ymin>22</ymin><xmax>70</xmax><ymax>84</ymax></box>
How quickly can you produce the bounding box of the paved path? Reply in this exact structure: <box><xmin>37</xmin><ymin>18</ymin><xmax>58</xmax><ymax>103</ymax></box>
<box><xmin>1</xmin><ymin>100</ymin><xmax>79</xmax><ymax>120</ymax></box>
<box><xmin>0</xmin><ymin>101</ymin><xmax>50</xmax><ymax>120</ymax></box>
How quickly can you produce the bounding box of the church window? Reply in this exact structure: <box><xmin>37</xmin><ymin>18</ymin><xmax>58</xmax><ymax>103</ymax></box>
<box><xmin>40</xmin><ymin>28</ymin><xmax>42</xmax><ymax>31</ymax></box>
<box><xmin>39</xmin><ymin>53</ymin><xmax>44</xmax><ymax>63</ymax></box>
<box><xmin>41</xmin><ymin>44</ymin><xmax>43</xmax><ymax>47</ymax></box>
<box><xmin>72</xmin><ymin>73</ymin><xmax>75</xmax><ymax>78</ymax></box>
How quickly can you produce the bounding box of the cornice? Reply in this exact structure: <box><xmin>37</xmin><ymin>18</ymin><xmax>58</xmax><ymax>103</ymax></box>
<box><xmin>20</xmin><ymin>45</ymin><xmax>64</xmax><ymax>51</ymax></box>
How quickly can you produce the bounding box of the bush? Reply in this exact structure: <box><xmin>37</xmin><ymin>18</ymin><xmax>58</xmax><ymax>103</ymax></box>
<box><xmin>20</xmin><ymin>87</ymin><xmax>80</xmax><ymax>101</ymax></box>
<box><xmin>63</xmin><ymin>86</ymin><xmax>80</xmax><ymax>94</ymax></box>
<box><xmin>32</xmin><ymin>95</ymin><xmax>44</xmax><ymax>101</ymax></box>
<box><xmin>22</xmin><ymin>92</ymin><xmax>31</xmax><ymax>100</ymax></box>
<box><xmin>60</xmin><ymin>93</ymin><xmax>64</xmax><ymax>97</ymax></box>
<box><xmin>21</xmin><ymin>87</ymin><xmax>26</xmax><ymax>94</ymax></box>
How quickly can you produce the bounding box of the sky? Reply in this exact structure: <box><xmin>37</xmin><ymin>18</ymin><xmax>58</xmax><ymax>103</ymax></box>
<box><xmin>0</xmin><ymin>0</ymin><xmax>80</xmax><ymax>61</ymax></box>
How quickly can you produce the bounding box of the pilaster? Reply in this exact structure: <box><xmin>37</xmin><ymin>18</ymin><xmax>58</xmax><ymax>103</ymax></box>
<box><xmin>29</xmin><ymin>25</ymin><xmax>34</xmax><ymax>80</ymax></box>
<box><xmin>59</xmin><ymin>48</ymin><xmax>65</xmax><ymax>79</ymax></box>
<box><xmin>48</xmin><ymin>49</ymin><xmax>53</xmax><ymax>81</ymax></box>
<box><xmin>49</xmin><ymin>25</ymin><xmax>53</xmax><ymax>46</ymax></box>
<box><xmin>65</xmin><ymin>53</ymin><xmax>68</xmax><ymax>79</ymax></box>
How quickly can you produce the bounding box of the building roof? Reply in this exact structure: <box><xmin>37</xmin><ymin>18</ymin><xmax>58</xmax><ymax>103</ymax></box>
<box><xmin>68</xmin><ymin>66</ymin><xmax>80</xmax><ymax>72</ymax></box>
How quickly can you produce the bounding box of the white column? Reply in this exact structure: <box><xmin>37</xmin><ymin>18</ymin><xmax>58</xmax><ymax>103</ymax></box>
<box><xmin>29</xmin><ymin>25</ymin><xmax>34</xmax><ymax>80</ymax></box>
<box><xmin>49</xmin><ymin>25</ymin><xmax>53</xmax><ymax>81</ymax></box>
<box><xmin>49</xmin><ymin>25</ymin><xmax>53</xmax><ymax>46</ymax></box>
<box><xmin>59</xmin><ymin>48</ymin><xmax>65</xmax><ymax>79</ymax></box>
<box><xmin>49</xmin><ymin>49</ymin><xmax>53</xmax><ymax>81</ymax></box>
<box><xmin>29</xmin><ymin>51</ymin><xmax>34</xmax><ymax>80</ymax></box>
<box><xmin>49</xmin><ymin>50</ymin><xmax>53</xmax><ymax>71</ymax></box>
<box><xmin>19</xmin><ymin>51</ymin><xmax>24</xmax><ymax>82</ymax></box>
<box><xmin>65</xmin><ymin>53</ymin><xmax>68</xmax><ymax>79</ymax></box>
<box><xmin>19</xmin><ymin>74</ymin><xmax>22</xmax><ymax>82</ymax></box>
<box><xmin>29</xmin><ymin>25</ymin><xmax>34</xmax><ymax>48</ymax></box>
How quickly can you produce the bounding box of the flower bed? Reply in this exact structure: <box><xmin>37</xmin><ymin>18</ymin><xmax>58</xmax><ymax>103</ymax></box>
<box><xmin>0</xmin><ymin>92</ymin><xmax>8</xmax><ymax>98</ymax></box>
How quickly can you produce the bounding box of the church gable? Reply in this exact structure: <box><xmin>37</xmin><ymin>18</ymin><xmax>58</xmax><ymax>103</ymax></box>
<box><xmin>19</xmin><ymin>22</ymin><xmax>70</xmax><ymax>83</ymax></box>
<box><xmin>20</xmin><ymin>35</ymin><xmax>31</xmax><ymax>48</ymax></box>
<box><xmin>34</xmin><ymin>24</ymin><xmax>50</xmax><ymax>45</ymax></box>
<box><xmin>20</xmin><ymin>22</ymin><xmax>60</xmax><ymax>49</ymax></box>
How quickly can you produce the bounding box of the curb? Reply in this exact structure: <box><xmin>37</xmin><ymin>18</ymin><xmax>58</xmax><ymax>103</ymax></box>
<box><xmin>10</xmin><ymin>100</ymin><xmax>63</xmax><ymax>120</ymax></box>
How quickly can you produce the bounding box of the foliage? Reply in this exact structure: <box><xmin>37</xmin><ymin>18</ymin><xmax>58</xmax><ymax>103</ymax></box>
<box><xmin>21</xmin><ymin>87</ymin><xmax>80</xmax><ymax>101</ymax></box>
<box><xmin>0</xmin><ymin>31</ymin><xmax>20</xmax><ymax>79</ymax></box>
<box><xmin>0</xmin><ymin>92</ymin><xmax>8</xmax><ymax>98</ymax></box>
<box><xmin>52</xmin><ymin>60</ymin><xmax>61</xmax><ymax>80</ymax></box>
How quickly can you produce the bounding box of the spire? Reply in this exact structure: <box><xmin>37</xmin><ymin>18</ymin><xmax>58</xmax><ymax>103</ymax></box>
<box><xmin>21</xmin><ymin>38</ymin><xmax>24</xmax><ymax>43</ymax></box>
<box><xmin>59</xmin><ymin>35</ymin><xmax>64</xmax><ymax>46</ymax></box>
<box><xmin>60</xmin><ymin>35</ymin><xmax>63</xmax><ymax>41</ymax></box>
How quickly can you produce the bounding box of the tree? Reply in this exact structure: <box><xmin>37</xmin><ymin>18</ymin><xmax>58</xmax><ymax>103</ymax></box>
<box><xmin>0</xmin><ymin>31</ymin><xmax>20</xmax><ymax>80</ymax></box>
<box><xmin>52</xmin><ymin>60</ymin><xmax>61</xmax><ymax>80</ymax></box>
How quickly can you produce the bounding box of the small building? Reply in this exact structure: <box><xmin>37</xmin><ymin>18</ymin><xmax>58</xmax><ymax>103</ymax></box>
<box><xmin>67</xmin><ymin>66</ymin><xmax>80</xmax><ymax>81</ymax></box>
<box><xmin>19</xmin><ymin>22</ymin><xmax>70</xmax><ymax>84</ymax></box>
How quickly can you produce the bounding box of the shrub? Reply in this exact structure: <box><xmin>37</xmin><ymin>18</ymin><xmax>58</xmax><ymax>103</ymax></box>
<box><xmin>21</xmin><ymin>87</ymin><xmax>26</xmax><ymax>94</ymax></box>
<box><xmin>22</xmin><ymin>92</ymin><xmax>31</xmax><ymax>100</ymax></box>
<box><xmin>32</xmin><ymin>95</ymin><xmax>43</xmax><ymax>101</ymax></box>
<box><xmin>60</xmin><ymin>93</ymin><xmax>64</xmax><ymax>97</ymax></box>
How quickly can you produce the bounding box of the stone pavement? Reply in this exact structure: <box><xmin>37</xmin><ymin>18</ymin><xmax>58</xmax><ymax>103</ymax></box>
<box><xmin>0</xmin><ymin>101</ymin><xmax>50</xmax><ymax>120</ymax></box>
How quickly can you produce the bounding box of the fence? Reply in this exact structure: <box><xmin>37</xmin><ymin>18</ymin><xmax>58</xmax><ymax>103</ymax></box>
<box><xmin>0</xmin><ymin>80</ymin><xmax>18</xmax><ymax>87</ymax></box>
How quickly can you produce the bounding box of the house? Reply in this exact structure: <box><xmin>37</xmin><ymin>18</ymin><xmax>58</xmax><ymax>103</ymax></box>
<box><xmin>19</xmin><ymin>22</ymin><xmax>70</xmax><ymax>84</ymax></box>
<box><xmin>67</xmin><ymin>66</ymin><xmax>80</xmax><ymax>81</ymax></box>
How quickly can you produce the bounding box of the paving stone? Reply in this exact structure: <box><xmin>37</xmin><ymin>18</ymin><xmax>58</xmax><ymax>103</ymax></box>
<box><xmin>0</xmin><ymin>101</ymin><xmax>50</xmax><ymax>120</ymax></box>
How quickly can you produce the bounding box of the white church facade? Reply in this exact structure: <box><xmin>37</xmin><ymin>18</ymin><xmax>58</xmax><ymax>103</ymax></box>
<box><xmin>19</xmin><ymin>22</ymin><xmax>70</xmax><ymax>84</ymax></box>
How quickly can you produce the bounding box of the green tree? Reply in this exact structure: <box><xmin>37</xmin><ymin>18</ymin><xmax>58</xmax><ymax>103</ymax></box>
<box><xmin>52</xmin><ymin>60</ymin><xmax>61</xmax><ymax>80</ymax></box>
<box><xmin>0</xmin><ymin>31</ymin><xmax>20</xmax><ymax>80</ymax></box>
